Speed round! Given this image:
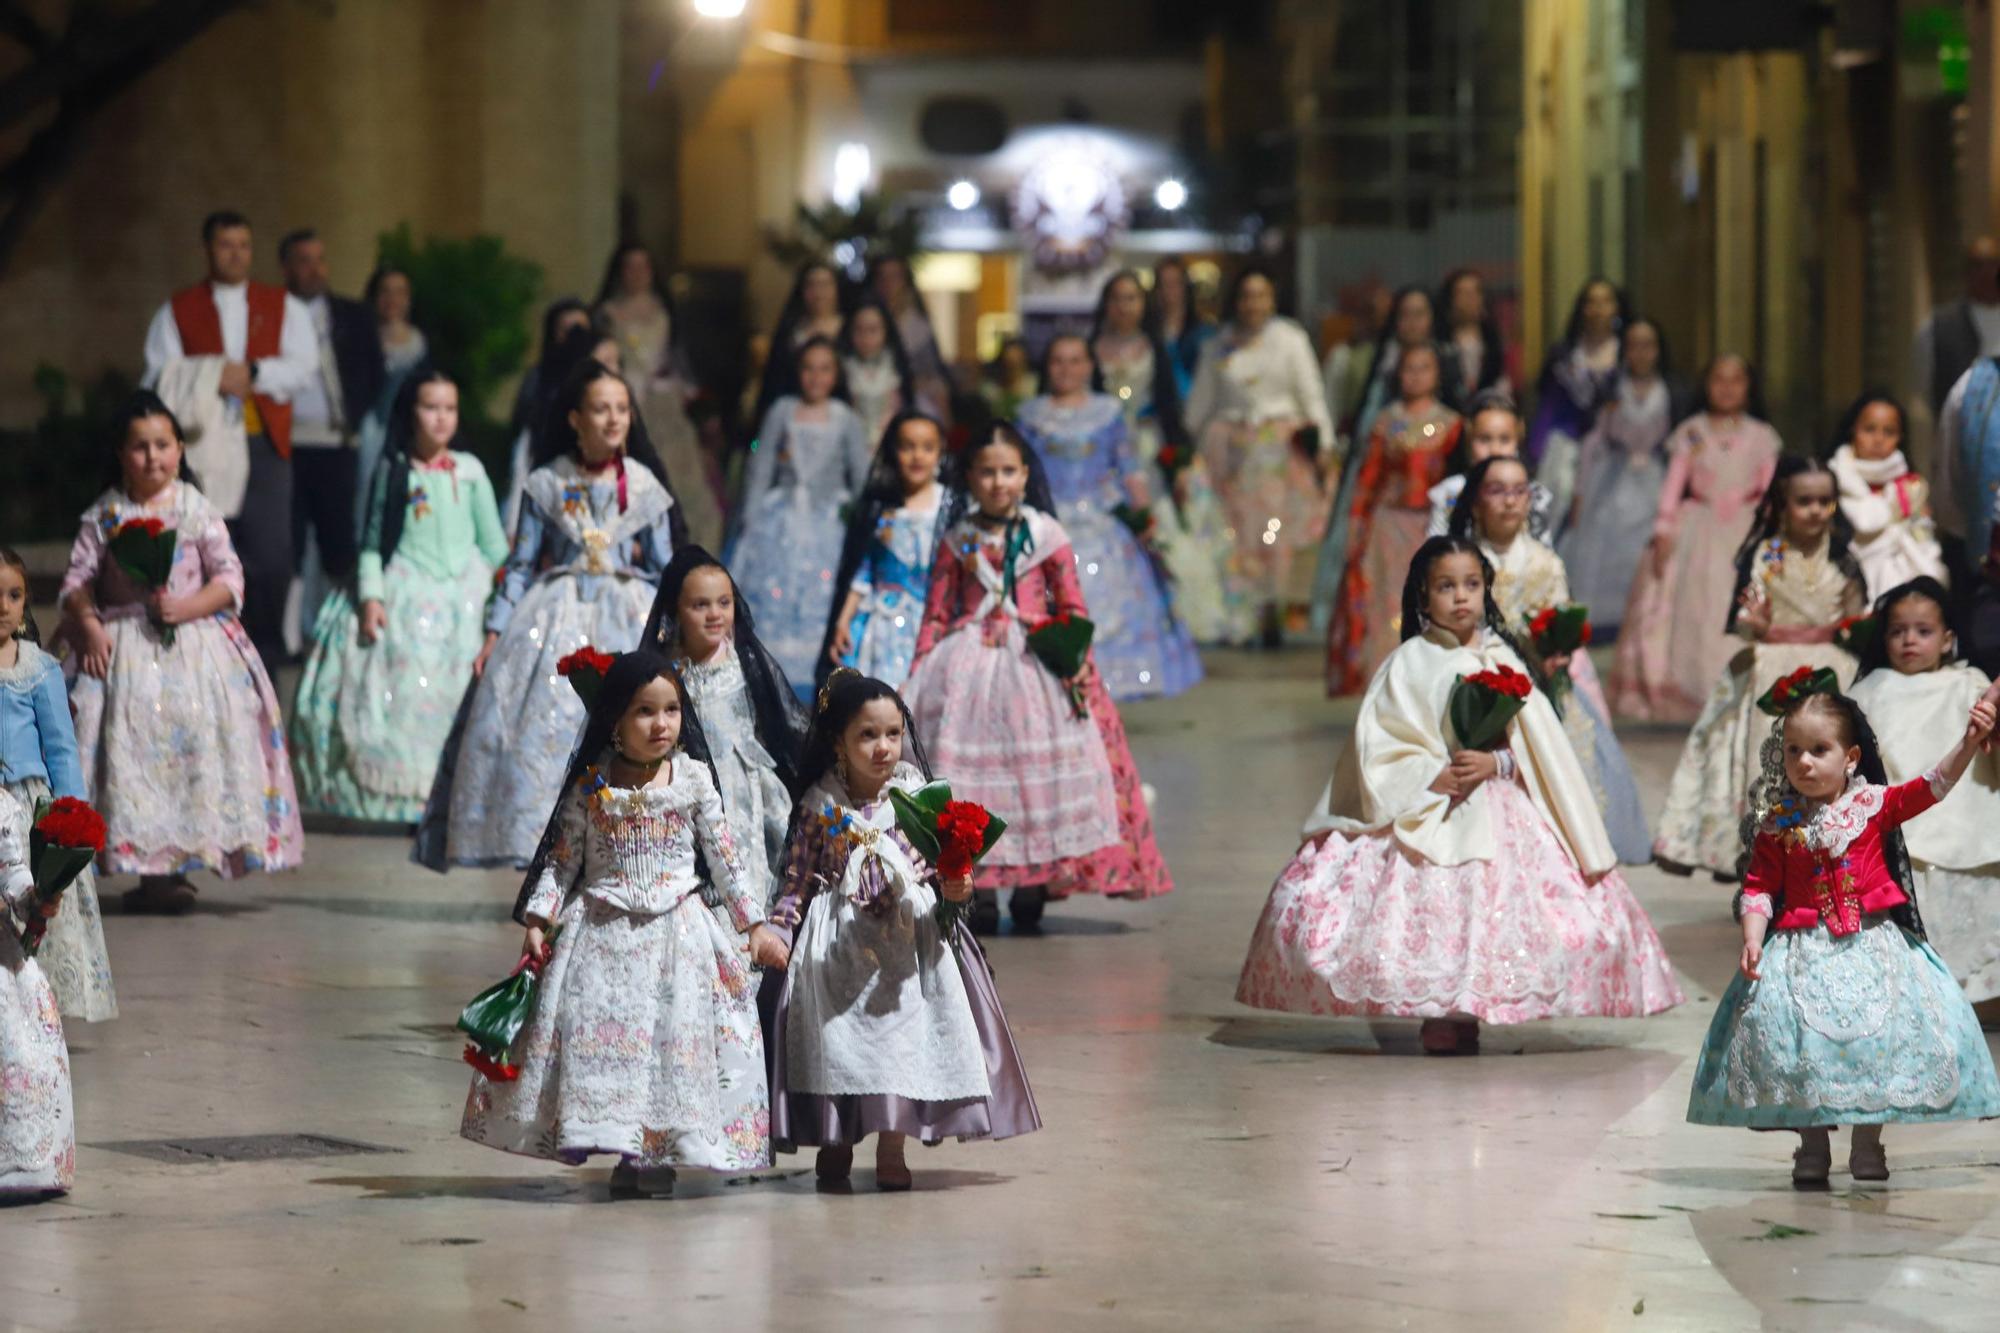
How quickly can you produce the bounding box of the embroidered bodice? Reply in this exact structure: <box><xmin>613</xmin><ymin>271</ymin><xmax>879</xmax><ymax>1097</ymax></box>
<box><xmin>490</xmin><ymin>456</ymin><xmax>676</xmax><ymax>634</ymax></box>
<box><xmin>851</xmin><ymin>501</ymin><xmax>943</xmax><ymax>603</ymax></box>
<box><xmin>1479</xmin><ymin>535</ymin><xmax>1571</xmax><ymax>629</ymax></box>
<box><xmin>1742</xmin><ymin>773</ymin><xmax>1950</xmax><ymax>935</ymax></box>
<box><xmin>743</xmin><ymin>397</ymin><xmax>872</xmax><ymax>507</ymax></box>
<box><xmin>769</xmin><ymin>762</ymin><xmax>934</xmax><ymax>930</ymax></box>
<box><xmin>679</xmin><ymin>651</ymin><xmax>774</xmax><ymax>774</ymax></box>
<box><xmin>520</xmin><ymin>760</ymin><xmax>757</xmax><ymax>928</ymax></box>
<box><xmin>60</xmin><ymin>483</ymin><xmax>243</xmax><ymax>621</ymax></box>
<box><xmin>1654</xmin><ymin>414</ymin><xmax>1781</xmax><ymax>538</ymax></box>
<box><xmin>1743</xmin><ymin>536</ymin><xmax>1865</xmax><ymax>633</ymax></box>
<box><xmin>357</xmin><ymin>450</ymin><xmax>510</xmax><ymax>602</ymax></box>
<box><xmin>1095</xmin><ymin>337</ymin><xmax>1164</xmax><ymax>437</ymax></box>
<box><xmin>1601</xmin><ymin>377</ymin><xmax>1672</xmax><ymax>459</ymax></box>
<box><xmin>1352</xmin><ymin>401</ymin><xmax>1461</xmax><ymax>515</ymax></box>
<box><xmin>1016</xmin><ymin>394</ymin><xmax>1140</xmax><ymax>510</ymax></box>
<box><xmin>843</xmin><ymin>353</ymin><xmax>905</xmax><ymax>440</ymax></box>
<box><xmin>1184</xmin><ymin>317</ymin><xmax>1333</xmax><ymax>442</ymax></box>
<box><xmin>912</xmin><ymin>508</ymin><xmax>1085</xmax><ymax>658</ymax></box>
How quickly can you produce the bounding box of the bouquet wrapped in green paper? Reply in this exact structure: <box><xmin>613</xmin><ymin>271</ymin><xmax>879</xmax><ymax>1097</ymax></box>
<box><xmin>19</xmin><ymin>797</ymin><xmax>106</xmax><ymax>956</ymax></box>
<box><xmin>1026</xmin><ymin>612</ymin><xmax>1094</xmax><ymax>719</ymax></box>
<box><xmin>107</xmin><ymin>517</ymin><xmax>180</xmax><ymax>645</ymax></box>
<box><xmin>457</xmin><ymin>926</ymin><xmax>560</xmax><ymax>1082</ymax></box>
<box><xmin>1447</xmin><ymin>664</ymin><xmax>1533</xmax><ymax>751</ymax></box>
<box><xmin>888</xmin><ymin>780</ymin><xmax>1007</xmax><ymax>940</ymax></box>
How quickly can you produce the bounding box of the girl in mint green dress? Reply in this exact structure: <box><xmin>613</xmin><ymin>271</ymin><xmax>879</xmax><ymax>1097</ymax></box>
<box><xmin>291</xmin><ymin>372</ymin><xmax>509</xmax><ymax>823</ymax></box>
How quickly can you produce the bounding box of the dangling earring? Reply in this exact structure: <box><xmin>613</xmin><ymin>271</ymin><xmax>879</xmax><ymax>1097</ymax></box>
<box><xmin>836</xmin><ymin>753</ymin><xmax>851</xmax><ymax>788</ymax></box>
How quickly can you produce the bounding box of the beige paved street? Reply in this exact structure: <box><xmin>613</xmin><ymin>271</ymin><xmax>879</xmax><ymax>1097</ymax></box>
<box><xmin>7</xmin><ymin>650</ymin><xmax>2000</xmax><ymax>1331</ymax></box>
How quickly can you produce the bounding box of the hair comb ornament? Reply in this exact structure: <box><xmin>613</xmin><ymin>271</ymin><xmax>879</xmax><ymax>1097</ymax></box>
<box><xmin>1756</xmin><ymin>664</ymin><xmax>1839</xmax><ymax>717</ymax></box>
<box><xmin>818</xmin><ymin>665</ymin><xmax>862</xmax><ymax>717</ymax></box>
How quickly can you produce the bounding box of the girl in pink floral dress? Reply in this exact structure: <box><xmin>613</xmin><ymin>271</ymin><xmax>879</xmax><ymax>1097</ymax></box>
<box><xmin>902</xmin><ymin>424</ymin><xmax>1172</xmax><ymax>935</ymax></box>
<box><xmin>1238</xmin><ymin>535</ymin><xmax>1683</xmax><ymax>1053</ymax></box>
<box><xmin>60</xmin><ymin>392</ymin><xmax>303</xmax><ymax>913</ymax></box>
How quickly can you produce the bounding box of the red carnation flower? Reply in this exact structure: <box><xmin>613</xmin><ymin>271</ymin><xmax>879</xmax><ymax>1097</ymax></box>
<box><xmin>556</xmin><ymin>646</ymin><xmax>616</xmax><ymax>678</ymax></box>
<box><xmin>1529</xmin><ymin>607</ymin><xmax>1556</xmax><ymax>638</ymax></box>
<box><xmin>938</xmin><ymin>844</ymin><xmax>974</xmax><ymax>881</ymax></box>
<box><xmin>35</xmin><ymin>797</ymin><xmax>107</xmax><ymax>853</ymax></box>
<box><xmin>1579</xmin><ymin>621</ymin><xmax>1593</xmax><ymax>646</ymax></box>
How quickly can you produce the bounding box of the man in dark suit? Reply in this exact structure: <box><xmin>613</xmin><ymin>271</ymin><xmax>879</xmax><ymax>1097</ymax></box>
<box><xmin>279</xmin><ymin>228</ymin><xmax>385</xmax><ymax>625</ymax></box>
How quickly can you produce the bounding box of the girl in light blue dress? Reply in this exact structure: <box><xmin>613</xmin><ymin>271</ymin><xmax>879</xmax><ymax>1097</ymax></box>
<box><xmin>1016</xmin><ymin>334</ymin><xmax>1201</xmax><ymax>701</ymax></box>
<box><xmin>730</xmin><ymin>336</ymin><xmax>872</xmax><ymax>694</ymax></box>
<box><xmin>416</xmin><ymin>361</ymin><xmax>684</xmax><ymax>870</ymax></box>
<box><xmin>822</xmin><ymin>410</ymin><xmax>948</xmax><ymax>691</ymax></box>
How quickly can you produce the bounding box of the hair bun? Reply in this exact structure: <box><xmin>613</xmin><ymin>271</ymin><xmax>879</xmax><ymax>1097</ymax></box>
<box><xmin>817</xmin><ymin>666</ymin><xmax>862</xmax><ymax>717</ymax></box>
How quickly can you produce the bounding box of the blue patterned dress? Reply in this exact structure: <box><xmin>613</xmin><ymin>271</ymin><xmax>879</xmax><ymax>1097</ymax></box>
<box><xmin>1015</xmin><ymin>394</ymin><xmax>1202</xmax><ymax>700</ymax></box>
<box><xmin>839</xmin><ymin>499</ymin><xmax>942</xmax><ymax>689</ymax></box>
<box><xmin>729</xmin><ymin>397</ymin><xmax>872</xmax><ymax>690</ymax></box>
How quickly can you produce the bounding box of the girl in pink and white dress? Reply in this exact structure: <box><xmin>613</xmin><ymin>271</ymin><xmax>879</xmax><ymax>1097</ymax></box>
<box><xmin>1238</xmin><ymin>535</ymin><xmax>1683</xmax><ymax>1054</ymax></box>
<box><xmin>902</xmin><ymin>424</ymin><xmax>1172</xmax><ymax>935</ymax></box>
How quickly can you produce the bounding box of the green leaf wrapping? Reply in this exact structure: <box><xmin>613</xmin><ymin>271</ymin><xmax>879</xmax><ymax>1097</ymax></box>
<box><xmin>1026</xmin><ymin>615</ymin><xmax>1095</xmax><ymax>681</ymax></box>
<box><xmin>105</xmin><ymin>525</ymin><xmax>177</xmax><ymax>588</ymax></box>
<box><xmin>888</xmin><ymin>781</ymin><xmax>1009</xmax><ymax>865</ymax></box>
<box><xmin>1531</xmin><ymin>603</ymin><xmax>1591</xmax><ymax>656</ymax></box>
<box><xmin>1447</xmin><ymin>678</ymin><xmax>1527</xmax><ymax>751</ymax></box>
<box><xmin>456</xmin><ymin>927</ymin><xmax>561</xmax><ymax>1059</ymax></box>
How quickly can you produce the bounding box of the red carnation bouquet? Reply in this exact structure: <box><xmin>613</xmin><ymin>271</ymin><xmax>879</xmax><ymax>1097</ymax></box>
<box><xmin>20</xmin><ymin>797</ymin><xmax>107</xmax><ymax>955</ymax></box>
<box><xmin>107</xmin><ymin>516</ymin><xmax>180</xmax><ymax>645</ymax></box>
<box><xmin>888</xmin><ymin>780</ymin><xmax>1008</xmax><ymax>939</ymax></box>
<box><xmin>1447</xmin><ymin>664</ymin><xmax>1534</xmax><ymax>750</ymax></box>
<box><xmin>556</xmin><ymin>645</ymin><xmax>616</xmax><ymax>709</ymax></box>
<box><xmin>1026</xmin><ymin>612</ymin><xmax>1095</xmax><ymax>719</ymax></box>
<box><xmin>457</xmin><ymin>925</ymin><xmax>562</xmax><ymax>1082</ymax></box>
<box><xmin>1757</xmin><ymin>663</ymin><xmax>1839</xmax><ymax>717</ymax></box>
<box><xmin>1526</xmin><ymin>603</ymin><xmax>1591</xmax><ymax>697</ymax></box>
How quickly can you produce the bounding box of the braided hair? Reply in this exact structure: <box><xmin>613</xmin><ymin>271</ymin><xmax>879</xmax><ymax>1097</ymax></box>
<box><xmin>1399</xmin><ymin>535</ymin><xmax>1555</xmax><ymax>701</ymax></box>
<box><xmin>510</xmin><ymin>650</ymin><xmax>721</xmax><ymax>925</ymax></box>
<box><xmin>1736</xmin><ymin>689</ymin><xmax>1926</xmax><ymax>939</ymax></box>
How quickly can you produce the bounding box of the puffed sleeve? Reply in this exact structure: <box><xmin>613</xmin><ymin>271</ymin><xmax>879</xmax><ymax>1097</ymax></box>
<box><xmin>521</xmin><ymin>782</ymin><xmax>586</xmax><ymax>925</ymax></box>
<box><xmin>692</xmin><ymin>765</ymin><xmax>761</xmax><ymax>932</ymax></box>
<box><xmin>58</xmin><ymin>513</ymin><xmax>106</xmax><ymax>613</ymax></box>
<box><xmin>194</xmin><ymin>512</ymin><xmax>246</xmax><ymax>612</ymax></box>
<box><xmin>1739</xmin><ymin>830</ymin><xmax>1782</xmax><ymax>921</ymax></box>
<box><xmin>1041</xmin><ymin>542</ymin><xmax>1091</xmax><ymax>620</ymax></box>
<box><xmin>485</xmin><ymin>492</ymin><xmax>550</xmax><ymax>636</ymax></box>
<box><xmin>911</xmin><ymin>530</ymin><xmax>965</xmax><ymax>662</ymax></box>
<box><xmin>32</xmin><ymin>665</ymin><xmax>84</xmax><ymax>801</ymax></box>
<box><xmin>468</xmin><ymin>464</ymin><xmax>512</xmax><ymax>570</ymax></box>
<box><xmin>768</xmin><ymin>805</ymin><xmax>827</xmax><ymax>937</ymax></box>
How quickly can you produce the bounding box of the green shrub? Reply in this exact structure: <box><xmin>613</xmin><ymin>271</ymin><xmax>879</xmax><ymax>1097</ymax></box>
<box><xmin>0</xmin><ymin>365</ymin><xmax>138</xmax><ymax>541</ymax></box>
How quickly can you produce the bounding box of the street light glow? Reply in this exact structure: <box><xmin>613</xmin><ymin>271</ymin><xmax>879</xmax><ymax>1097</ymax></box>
<box><xmin>947</xmin><ymin>179</ymin><xmax>980</xmax><ymax>210</ymax></box>
<box><xmin>1155</xmin><ymin>178</ymin><xmax>1187</xmax><ymax>211</ymax></box>
<box><xmin>832</xmin><ymin>141</ymin><xmax>872</xmax><ymax>209</ymax></box>
<box><xmin>692</xmin><ymin>0</ymin><xmax>747</xmax><ymax>17</ymax></box>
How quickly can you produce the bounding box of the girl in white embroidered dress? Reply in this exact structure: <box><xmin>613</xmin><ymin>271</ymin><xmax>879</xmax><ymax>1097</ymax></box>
<box><xmin>459</xmin><ymin>651</ymin><xmax>789</xmax><ymax>1198</ymax></box>
<box><xmin>0</xmin><ymin>785</ymin><xmax>74</xmax><ymax>1199</ymax></box>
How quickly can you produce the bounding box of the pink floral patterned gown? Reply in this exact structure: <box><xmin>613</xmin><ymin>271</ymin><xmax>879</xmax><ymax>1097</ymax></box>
<box><xmin>902</xmin><ymin>508</ymin><xmax>1172</xmax><ymax>899</ymax></box>
<box><xmin>61</xmin><ymin>483</ymin><xmax>303</xmax><ymax>879</ymax></box>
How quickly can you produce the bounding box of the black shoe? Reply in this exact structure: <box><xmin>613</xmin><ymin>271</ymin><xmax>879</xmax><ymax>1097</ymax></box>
<box><xmin>1009</xmin><ymin>886</ymin><xmax>1046</xmax><ymax>935</ymax></box>
<box><xmin>969</xmin><ymin>891</ymin><xmax>1000</xmax><ymax>937</ymax></box>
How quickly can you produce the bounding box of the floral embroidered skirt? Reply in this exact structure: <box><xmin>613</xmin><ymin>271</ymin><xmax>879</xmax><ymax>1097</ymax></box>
<box><xmin>291</xmin><ymin>554</ymin><xmax>492</xmax><ymax>824</ymax></box>
<box><xmin>70</xmin><ymin>614</ymin><xmax>302</xmax><ymax>879</ymax></box>
<box><xmin>0</xmin><ymin>928</ymin><xmax>74</xmax><ymax>1196</ymax></box>
<box><xmin>767</xmin><ymin>885</ymin><xmax>1040</xmax><ymax>1148</ymax></box>
<box><xmin>3</xmin><ymin>778</ymin><xmax>115</xmax><ymax>1022</ymax></box>
<box><xmin>1653</xmin><ymin>644</ymin><xmax>1857</xmax><ymax>876</ymax></box>
<box><xmin>1236</xmin><ymin>779</ymin><xmax>1684</xmax><ymax>1024</ymax></box>
<box><xmin>461</xmin><ymin>890</ymin><xmax>771</xmax><ymax>1172</ymax></box>
<box><xmin>1688</xmin><ymin>918</ymin><xmax>2000</xmax><ymax>1127</ymax></box>
<box><xmin>1200</xmin><ymin>418</ymin><xmax>1330</xmax><ymax>607</ymax></box>
<box><xmin>728</xmin><ymin>490</ymin><xmax>844</xmax><ymax>690</ymax></box>
<box><xmin>1916</xmin><ymin>861</ymin><xmax>2000</xmax><ymax>1005</ymax></box>
<box><xmin>1056</xmin><ymin>499</ymin><xmax>1202</xmax><ymax>701</ymax></box>
<box><xmin>425</xmin><ymin>571</ymin><xmax>655</xmax><ymax>868</ymax></box>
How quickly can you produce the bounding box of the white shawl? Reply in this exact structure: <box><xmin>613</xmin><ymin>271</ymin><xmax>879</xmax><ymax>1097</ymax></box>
<box><xmin>155</xmin><ymin>356</ymin><xmax>250</xmax><ymax>518</ymax></box>
<box><xmin>1850</xmin><ymin>662</ymin><xmax>2000</xmax><ymax>870</ymax></box>
<box><xmin>1302</xmin><ymin>626</ymin><xmax>1616</xmax><ymax>875</ymax></box>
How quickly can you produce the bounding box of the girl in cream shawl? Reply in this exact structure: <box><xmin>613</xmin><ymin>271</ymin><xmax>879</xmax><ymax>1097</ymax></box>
<box><xmin>1237</xmin><ymin>536</ymin><xmax>1683</xmax><ymax>1054</ymax></box>
<box><xmin>1849</xmin><ymin>578</ymin><xmax>2000</xmax><ymax>1002</ymax></box>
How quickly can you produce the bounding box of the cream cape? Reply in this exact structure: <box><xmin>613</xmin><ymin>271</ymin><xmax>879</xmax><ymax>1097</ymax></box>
<box><xmin>1303</xmin><ymin>625</ymin><xmax>1616</xmax><ymax>876</ymax></box>
<box><xmin>1850</xmin><ymin>662</ymin><xmax>2000</xmax><ymax>871</ymax></box>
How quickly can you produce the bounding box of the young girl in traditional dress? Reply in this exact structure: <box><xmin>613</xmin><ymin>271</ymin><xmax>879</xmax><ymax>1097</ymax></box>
<box><xmin>1526</xmin><ymin>278</ymin><xmax>1627</xmax><ymax>528</ymax></box>
<box><xmin>0</xmin><ymin>786</ymin><xmax>72</xmax><ymax>1199</ymax></box>
<box><xmin>1558</xmin><ymin>318</ymin><xmax>1679</xmax><ymax>639</ymax></box>
<box><xmin>1849</xmin><ymin>578</ymin><xmax>2000</xmax><ymax>1002</ymax></box>
<box><xmin>764</xmin><ymin>670</ymin><xmax>1040</xmax><ymax>1189</ymax></box>
<box><xmin>1610</xmin><ymin>354</ymin><xmax>1782</xmax><ymax>721</ymax></box>
<box><xmin>1424</xmin><ymin>391</ymin><xmax>1553</xmax><ymax>540</ymax></box>
<box><xmin>1655</xmin><ymin>458</ymin><xmax>1867</xmax><ymax>878</ymax></box>
<box><xmin>1239</xmin><ymin>536</ymin><xmax>1682</xmax><ymax>1053</ymax></box>
<box><xmin>1686</xmin><ymin>680</ymin><xmax>2000</xmax><ymax>1185</ymax></box>
<box><xmin>0</xmin><ymin>549</ymin><xmax>113</xmax><ymax>1020</ymax></box>
<box><xmin>1091</xmin><ymin>268</ymin><xmax>1239</xmax><ymax>644</ymax></box>
<box><xmin>823</xmin><ymin>411</ymin><xmax>947</xmax><ymax>690</ymax></box>
<box><xmin>62</xmin><ymin>393</ymin><xmax>303</xmax><ymax>913</ymax></box>
<box><xmin>1446</xmin><ymin>458</ymin><xmax>1651</xmax><ymax>863</ymax></box>
<box><xmin>838</xmin><ymin>299</ymin><xmax>919</xmax><ymax>445</ymax></box>
<box><xmin>731</xmin><ymin>336</ymin><xmax>872</xmax><ymax>691</ymax></box>
<box><xmin>903</xmin><ymin>424</ymin><xmax>1173</xmax><ymax>934</ymax></box>
<box><xmin>1325</xmin><ymin>343</ymin><xmax>1462</xmax><ymax>695</ymax></box>
<box><xmin>1826</xmin><ymin>393</ymin><xmax>1947</xmax><ymax>601</ymax></box>
<box><xmin>640</xmin><ymin>547</ymin><xmax>806</xmax><ymax>910</ymax></box>
<box><xmin>1016</xmin><ymin>333</ymin><xmax>1202</xmax><ymax>701</ymax></box>
<box><xmin>1184</xmin><ymin>265</ymin><xmax>1336</xmax><ymax>644</ymax></box>
<box><xmin>292</xmin><ymin>372</ymin><xmax>510</xmax><ymax>825</ymax></box>
<box><xmin>417</xmin><ymin>361</ymin><xmax>683</xmax><ymax>870</ymax></box>
<box><xmin>460</xmin><ymin>650</ymin><xmax>788</xmax><ymax>1198</ymax></box>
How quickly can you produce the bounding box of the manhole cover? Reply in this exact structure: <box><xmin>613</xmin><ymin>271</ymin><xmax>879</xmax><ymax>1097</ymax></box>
<box><xmin>91</xmin><ymin>1134</ymin><xmax>403</xmax><ymax>1164</ymax></box>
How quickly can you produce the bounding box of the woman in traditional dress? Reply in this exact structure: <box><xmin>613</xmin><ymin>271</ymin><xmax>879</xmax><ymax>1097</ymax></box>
<box><xmin>1525</xmin><ymin>278</ymin><xmax>1626</xmax><ymax>532</ymax></box>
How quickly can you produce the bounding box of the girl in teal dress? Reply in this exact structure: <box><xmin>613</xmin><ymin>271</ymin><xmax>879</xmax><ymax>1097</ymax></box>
<box><xmin>291</xmin><ymin>371</ymin><xmax>509</xmax><ymax>823</ymax></box>
<box><xmin>1687</xmin><ymin>678</ymin><xmax>2000</xmax><ymax>1186</ymax></box>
